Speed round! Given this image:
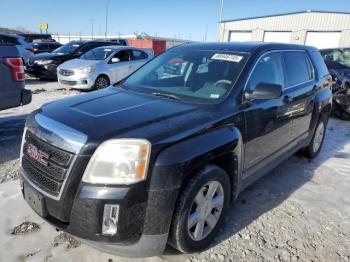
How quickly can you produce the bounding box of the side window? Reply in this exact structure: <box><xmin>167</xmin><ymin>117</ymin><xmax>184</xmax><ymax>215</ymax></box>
<box><xmin>132</xmin><ymin>50</ymin><xmax>148</xmax><ymax>60</ymax></box>
<box><xmin>247</xmin><ymin>52</ymin><xmax>284</xmax><ymax>91</ymax></box>
<box><xmin>2</xmin><ymin>36</ymin><xmax>20</xmax><ymax>45</ymax></box>
<box><xmin>79</xmin><ymin>44</ymin><xmax>92</xmax><ymax>54</ymax></box>
<box><xmin>283</xmin><ymin>51</ymin><xmax>312</xmax><ymax>87</ymax></box>
<box><xmin>115</xmin><ymin>50</ymin><xmax>131</xmax><ymax>62</ymax></box>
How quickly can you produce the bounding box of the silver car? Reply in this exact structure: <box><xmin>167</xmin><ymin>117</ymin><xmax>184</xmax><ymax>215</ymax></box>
<box><xmin>57</xmin><ymin>46</ymin><xmax>153</xmax><ymax>90</ymax></box>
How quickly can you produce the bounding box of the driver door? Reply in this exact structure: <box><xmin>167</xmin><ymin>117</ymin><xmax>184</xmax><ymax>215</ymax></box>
<box><xmin>108</xmin><ymin>50</ymin><xmax>132</xmax><ymax>83</ymax></box>
<box><xmin>243</xmin><ymin>52</ymin><xmax>293</xmax><ymax>175</ymax></box>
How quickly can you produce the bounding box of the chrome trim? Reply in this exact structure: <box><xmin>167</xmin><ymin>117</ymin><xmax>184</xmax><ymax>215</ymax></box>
<box><xmin>26</xmin><ymin>113</ymin><xmax>87</xmax><ymax>153</ymax></box>
<box><xmin>242</xmin><ymin>49</ymin><xmax>317</xmax><ymax>102</ymax></box>
<box><xmin>22</xmin><ymin>113</ymin><xmax>87</xmax><ymax>200</ymax></box>
<box><xmin>20</xmin><ymin>154</ymin><xmax>79</xmax><ymax>201</ymax></box>
<box><xmin>19</xmin><ymin>127</ymin><xmax>27</xmax><ymax>167</ymax></box>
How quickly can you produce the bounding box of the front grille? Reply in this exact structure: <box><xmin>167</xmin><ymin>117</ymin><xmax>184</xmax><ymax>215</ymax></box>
<box><xmin>59</xmin><ymin>69</ymin><xmax>75</xmax><ymax>76</ymax></box>
<box><xmin>22</xmin><ymin>130</ymin><xmax>75</xmax><ymax>196</ymax></box>
<box><xmin>59</xmin><ymin>80</ymin><xmax>77</xmax><ymax>86</ymax></box>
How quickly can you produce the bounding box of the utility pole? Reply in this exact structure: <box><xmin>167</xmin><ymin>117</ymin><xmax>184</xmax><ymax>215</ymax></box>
<box><xmin>91</xmin><ymin>18</ymin><xmax>94</xmax><ymax>40</ymax></box>
<box><xmin>204</xmin><ymin>24</ymin><xmax>208</xmax><ymax>42</ymax></box>
<box><xmin>105</xmin><ymin>3</ymin><xmax>109</xmax><ymax>39</ymax></box>
<box><xmin>218</xmin><ymin>0</ymin><xmax>224</xmax><ymax>41</ymax></box>
<box><xmin>219</xmin><ymin>0</ymin><xmax>224</xmax><ymax>22</ymax></box>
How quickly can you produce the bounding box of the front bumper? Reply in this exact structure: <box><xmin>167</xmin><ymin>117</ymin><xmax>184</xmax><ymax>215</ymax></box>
<box><xmin>57</xmin><ymin>71</ymin><xmax>96</xmax><ymax>89</ymax></box>
<box><xmin>25</xmin><ymin>63</ymin><xmax>58</xmax><ymax>79</ymax></box>
<box><xmin>20</xmin><ymin>172</ymin><xmax>179</xmax><ymax>257</ymax></box>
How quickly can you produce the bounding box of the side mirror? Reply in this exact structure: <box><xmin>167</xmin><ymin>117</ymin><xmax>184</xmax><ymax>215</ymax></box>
<box><xmin>244</xmin><ymin>83</ymin><xmax>282</xmax><ymax>101</ymax></box>
<box><xmin>74</xmin><ymin>51</ymin><xmax>83</xmax><ymax>57</ymax></box>
<box><xmin>111</xmin><ymin>57</ymin><xmax>120</xmax><ymax>64</ymax></box>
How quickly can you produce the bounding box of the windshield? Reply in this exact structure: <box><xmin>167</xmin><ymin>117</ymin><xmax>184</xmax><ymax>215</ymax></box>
<box><xmin>81</xmin><ymin>47</ymin><xmax>114</xmax><ymax>60</ymax></box>
<box><xmin>321</xmin><ymin>49</ymin><xmax>350</xmax><ymax>69</ymax></box>
<box><xmin>123</xmin><ymin>49</ymin><xmax>249</xmax><ymax>103</ymax></box>
<box><xmin>52</xmin><ymin>42</ymin><xmax>81</xmax><ymax>55</ymax></box>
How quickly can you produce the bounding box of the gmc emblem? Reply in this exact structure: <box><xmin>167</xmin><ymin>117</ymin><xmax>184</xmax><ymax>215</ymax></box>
<box><xmin>26</xmin><ymin>144</ymin><xmax>49</xmax><ymax>166</ymax></box>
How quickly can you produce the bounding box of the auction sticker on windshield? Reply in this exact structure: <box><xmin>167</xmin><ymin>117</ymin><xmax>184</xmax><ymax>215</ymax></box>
<box><xmin>212</xmin><ymin>53</ymin><xmax>243</xmax><ymax>63</ymax></box>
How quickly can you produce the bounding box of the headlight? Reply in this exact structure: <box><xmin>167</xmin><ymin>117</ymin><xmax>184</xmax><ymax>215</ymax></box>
<box><xmin>82</xmin><ymin>139</ymin><xmax>151</xmax><ymax>185</ymax></box>
<box><xmin>36</xmin><ymin>59</ymin><xmax>54</xmax><ymax>65</ymax></box>
<box><xmin>79</xmin><ymin>66</ymin><xmax>94</xmax><ymax>74</ymax></box>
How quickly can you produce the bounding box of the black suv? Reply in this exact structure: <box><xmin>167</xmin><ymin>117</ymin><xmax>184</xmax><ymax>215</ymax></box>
<box><xmin>20</xmin><ymin>43</ymin><xmax>332</xmax><ymax>257</ymax></box>
<box><xmin>26</xmin><ymin>40</ymin><xmax>126</xmax><ymax>79</ymax></box>
<box><xmin>32</xmin><ymin>41</ymin><xmax>62</xmax><ymax>54</ymax></box>
<box><xmin>320</xmin><ymin>48</ymin><xmax>350</xmax><ymax>120</ymax></box>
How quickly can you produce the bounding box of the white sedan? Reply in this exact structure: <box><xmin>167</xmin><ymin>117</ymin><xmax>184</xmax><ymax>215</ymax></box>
<box><xmin>57</xmin><ymin>46</ymin><xmax>153</xmax><ymax>90</ymax></box>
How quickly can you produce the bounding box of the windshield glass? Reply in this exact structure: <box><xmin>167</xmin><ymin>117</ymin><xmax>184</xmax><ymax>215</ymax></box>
<box><xmin>321</xmin><ymin>49</ymin><xmax>350</xmax><ymax>69</ymax></box>
<box><xmin>81</xmin><ymin>47</ymin><xmax>114</xmax><ymax>60</ymax></box>
<box><xmin>123</xmin><ymin>49</ymin><xmax>249</xmax><ymax>103</ymax></box>
<box><xmin>52</xmin><ymin>42</ymin><xmax>81</xmax><ymax>55</ymax></box>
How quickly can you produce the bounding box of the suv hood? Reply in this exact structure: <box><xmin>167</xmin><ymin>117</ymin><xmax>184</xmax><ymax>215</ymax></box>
<box><xmin>58</xmin><ymin>59</ymin><xmax>100</xmax><ymax>70</ymax></box>
<box><xmin>34</xmin><ymin>87</ymin><xmax>212</xmax><ymax>154</ymax></box>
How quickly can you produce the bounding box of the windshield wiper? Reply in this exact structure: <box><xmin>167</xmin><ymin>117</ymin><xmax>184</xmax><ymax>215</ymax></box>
<box><xmin>151</xmin><ymin>92</ymin><xmax>184</xmax><ymax>101</ymax></box>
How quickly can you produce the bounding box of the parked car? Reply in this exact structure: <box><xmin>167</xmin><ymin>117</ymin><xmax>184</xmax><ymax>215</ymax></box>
<box><xmin>57</xmin><ymin>46</ymin><xmax>153</xmax><ymax>90</ymax></box>
<box><xmin>32</xmin><ymin>41</ymin><xmax>62</xmax><ymax>54</ymax></box>
<box><xmin>20</xmin><ymin>43</ymin><xmax>332</xmax><ymax>257</ymax></box>
<box><xmin>26</xmin><ymin>40</ymin><xmax>126</xmax><ymax>80</ymax></box>
<box><xmin>0</xmin><ymin>33</ymin><xmax>34</xmax><ymax>63</ymax></box>
<box><xmin>320</xmin><ymin>48</ymin><xmax>350</xmax><ymax>120</ymax></box>
<box><xmin>0</xmin><ymin>44</ymin><xmax>31</xmax><ymax>110</ymax></box>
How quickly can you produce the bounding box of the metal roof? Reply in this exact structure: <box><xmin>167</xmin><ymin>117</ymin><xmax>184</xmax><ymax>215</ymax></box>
<box><xmin>221</xmin><ymin>10</ymin><xmax>350</xmax><ymax>23</ymax></box>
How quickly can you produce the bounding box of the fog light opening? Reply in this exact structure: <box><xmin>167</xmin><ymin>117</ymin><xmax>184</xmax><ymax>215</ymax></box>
<box><xmin>102</xmin><ymin>204</ymin><xmax>119</xmax><ymax>236</ymax></box>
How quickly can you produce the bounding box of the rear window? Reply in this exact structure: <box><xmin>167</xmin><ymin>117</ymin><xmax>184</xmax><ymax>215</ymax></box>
<box><xmin>312</xmin><ymin>51</ymin><xmax>331</xmax><ymax>77</ymax></box>
<box><xmin>283</xmin><ymin>51</ymin><xmax>313</xmax><ymax>87</ymax></box>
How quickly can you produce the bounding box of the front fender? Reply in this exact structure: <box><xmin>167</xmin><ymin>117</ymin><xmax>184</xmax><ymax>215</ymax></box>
<box><xmin>150</xmin><ymin>126</ymin><xmax>243</xmax><ymax>191</ymax></box>
<box><xmin>141</xmin><ymin>126</ymin><xmax>243</xmax><ymax>236</ymax></box>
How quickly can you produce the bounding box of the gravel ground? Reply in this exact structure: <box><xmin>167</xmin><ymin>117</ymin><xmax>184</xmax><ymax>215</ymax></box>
<box><xmin>0</xmin><ymin>79</ymin><xmax>350</xmax><ymax>262</ymax></box>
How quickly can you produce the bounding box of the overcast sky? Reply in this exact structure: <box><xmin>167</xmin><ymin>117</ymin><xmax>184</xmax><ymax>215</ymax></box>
<box><xmin>1</xmin><ymin>0</ymin><xmax>350</xmax><ymax>41</ymax></box>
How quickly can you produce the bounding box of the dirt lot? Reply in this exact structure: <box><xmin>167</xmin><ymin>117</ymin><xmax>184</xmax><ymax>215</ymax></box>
<box><xmin>0</xmin><ymin>79</ymin><xmax>350</xmax><ymax>262</ymax></box>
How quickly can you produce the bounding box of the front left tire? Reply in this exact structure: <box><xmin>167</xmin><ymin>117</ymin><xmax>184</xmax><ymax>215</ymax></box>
<box><xmin>168</xmin><ymin>164</ymin><xmax>231</xmax><ymax>253</ymax></box>
<box><xmin>94</xmin><ymin>75</ymin><xmax>110</xmax><ymax>90</ymax></box>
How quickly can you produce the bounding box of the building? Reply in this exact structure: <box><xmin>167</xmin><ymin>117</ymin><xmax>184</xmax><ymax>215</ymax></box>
<box><xmin>51</xmin><ymin>33</ymin><xmax>192</xmax><ymax>49</ymax></box>
<box><xmin>219</xmin><ymin>10</ymin><xmax>350</xmax><ymax>49</ymax></box>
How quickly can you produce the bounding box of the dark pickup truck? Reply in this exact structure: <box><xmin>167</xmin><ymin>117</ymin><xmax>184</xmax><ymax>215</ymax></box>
<box><xmin>19</xmin><ymin>42</ymin><xmax>332</xmax><ymax>257</ymax></box>
<box><xmin>0</xmin><ymin>44</ymin><xmax>31</xmax><ymax>110</ymax></box>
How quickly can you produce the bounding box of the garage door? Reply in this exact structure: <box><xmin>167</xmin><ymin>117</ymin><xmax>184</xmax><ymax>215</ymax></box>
<box><xmin>229</xmin><ymin>31</ymin><xmax>252</xmax><ymax>42</ymax></box>
<box><xmin>305</xmin><ymin>32</ymin><xmax>341</xmax><ymax>49</ymax></box>
<box><xmin>264</xmin><ymin>32</ymin><xmax>292</xmax><ymax>43</ymax></box>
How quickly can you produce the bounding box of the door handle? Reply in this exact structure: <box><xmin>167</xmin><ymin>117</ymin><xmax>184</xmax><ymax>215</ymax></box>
<box><xmin>283</xmin><ymin>95</ymin><xmax>293</xmax><ymax>103</ymax></box>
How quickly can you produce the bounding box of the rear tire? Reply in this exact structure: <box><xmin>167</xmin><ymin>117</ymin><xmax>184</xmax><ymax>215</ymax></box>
<box><xmin>94</xmin><ymin>75</ymin><xmax>110</xmax><ymax>90</ymax></box>
<box><xmin>168</xmin><ymin>164</ymin><xmax>230</xmax><ymax>253</ymax></box>
<box><xmin>302</xmin><ymin>116</ymin><xmax>327</xmax><ymax>159</ymax></box>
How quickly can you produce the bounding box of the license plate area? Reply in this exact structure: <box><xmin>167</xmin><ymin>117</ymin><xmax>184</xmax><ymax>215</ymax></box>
<box><xmin>24</xmin><ymin>185</ymin><xmax>47</xmax><ymax>217</ymax></box>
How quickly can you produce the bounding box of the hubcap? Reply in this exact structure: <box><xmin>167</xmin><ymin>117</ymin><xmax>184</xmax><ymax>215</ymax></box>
<box><xmin>96</xmin><ymin>77</ymin><xmax>109</xmax><ymax>89</ymax></box>
<box><xmin>313</xmin><ymin>122</ymin><xmax>325</xmax><ymax>153</ymax></box>
<box><xmin>187</xmin><ymin>181</ymin><xmax>224</xmax><ymax>241</ymax></box>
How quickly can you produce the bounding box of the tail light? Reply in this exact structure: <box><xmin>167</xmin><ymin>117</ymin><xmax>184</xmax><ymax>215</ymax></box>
<box><xmin>3</xmin><ymin>57</ymin><xmax>25</xmax><ymax>81</ymax></box>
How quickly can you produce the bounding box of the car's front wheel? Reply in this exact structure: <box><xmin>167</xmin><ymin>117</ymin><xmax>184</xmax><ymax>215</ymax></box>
<box><xmin>94</xmin><ymin>75</ymin><xmax>110</xmax><ymax>90</ymax></box>
<box><xmin>169</xmin><ymin>164</ymin><xmax>231</xmax><ymax>253</ymax></box>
